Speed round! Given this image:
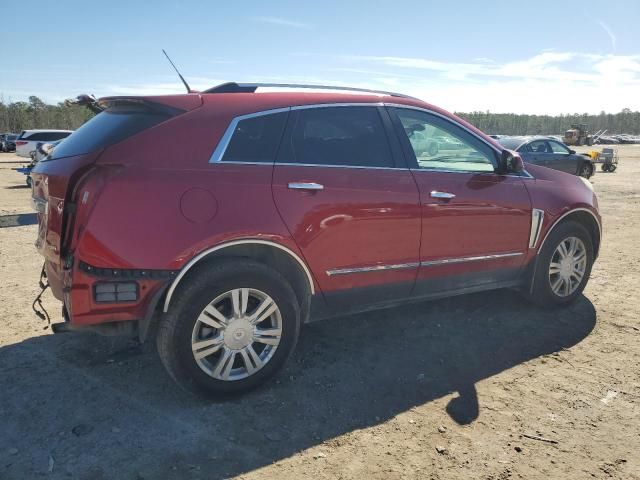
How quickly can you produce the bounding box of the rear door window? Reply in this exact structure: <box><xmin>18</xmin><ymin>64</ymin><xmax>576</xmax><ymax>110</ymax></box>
<box><xmin>47</xmin><ymin>104</ymin><xmax>176</xmax><ymax>161</ymax></box>
<box><xmin>278</xmin><ymin>106</ymin><xmax>394</xmax><ymax>168</ymax></box>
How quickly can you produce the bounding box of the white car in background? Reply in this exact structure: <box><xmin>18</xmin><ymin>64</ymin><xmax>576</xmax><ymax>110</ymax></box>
<box><xmin>15</xmin><ymin>129</ymin><xmax>73</xmax><ymax>158</ymax></box>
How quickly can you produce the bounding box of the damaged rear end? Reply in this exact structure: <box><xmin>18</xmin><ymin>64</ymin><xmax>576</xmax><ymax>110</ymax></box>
<box><xmin>31</xmin><ymin>94</ymin><xmax>202</xmax><ymax>336</ymax></box>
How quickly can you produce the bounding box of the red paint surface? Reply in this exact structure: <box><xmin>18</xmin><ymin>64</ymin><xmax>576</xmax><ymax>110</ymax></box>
<box><xmin>30</xmin><ymin>91</ymin><xmax>600</xmax><ymax>326</ymax></box>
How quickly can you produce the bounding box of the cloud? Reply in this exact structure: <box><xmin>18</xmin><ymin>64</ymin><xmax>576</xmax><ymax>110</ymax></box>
<box><xmin>251</xmin><ymin>16</ymin><xmax>311</xmax><ymax>29</ymax></box>
<box><xmin>334</xmin><ymin>51</ymin><xmax>640</xmax><ymax>114</ymax></box>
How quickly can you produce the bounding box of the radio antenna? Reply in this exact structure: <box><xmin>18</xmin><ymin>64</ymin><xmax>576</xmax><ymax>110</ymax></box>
<box><xmin>162</xmin><ymin>49</ymin><xmax>192</xmax><ymax>93</ymax></box>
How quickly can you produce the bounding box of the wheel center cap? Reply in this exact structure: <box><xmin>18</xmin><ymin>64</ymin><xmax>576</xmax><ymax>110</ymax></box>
<box><xmin>224</xmin><ymin>318</ymin><xmax>254</xmax><ymax>350</ymax></box>
<box><xmin>560</xmin><ymin>258</ymin><xmax>573</xmax><ymax>278</ymax></box>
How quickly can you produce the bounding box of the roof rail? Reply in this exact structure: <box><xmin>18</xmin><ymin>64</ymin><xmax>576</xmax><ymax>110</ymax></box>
<box><xmin>203</xmin><ymin>82</ymin><xmax>419</xmax><ymax>100</ymax></box>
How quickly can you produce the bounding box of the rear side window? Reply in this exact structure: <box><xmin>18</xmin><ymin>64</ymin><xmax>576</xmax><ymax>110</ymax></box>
<box><xmin>278</xmin><ymin>106</ymin><xmax>393</xmax><ymax>168</ymax></box>
<box><xmin>27</xmin><ymin>131</ymin><xmax>71</xmax><ymax>141</ymax></box>
<box><xmin>48</xmin><ymin>104</ymin><xmax>176</xmax><ymax>161</ymax></box>
<box><xmin>220</xmin><ymin>112</ymin><xmax>288</xmax><ymax>163</ymax></box>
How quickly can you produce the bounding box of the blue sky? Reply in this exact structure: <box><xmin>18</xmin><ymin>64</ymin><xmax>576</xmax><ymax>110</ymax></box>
<box><xmin>2</xmin><ymin>0</ymin><xmax>639</xmax><ymax>114</ymax></box>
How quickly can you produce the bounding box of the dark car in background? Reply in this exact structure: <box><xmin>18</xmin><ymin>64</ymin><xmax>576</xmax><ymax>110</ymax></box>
<box><xmin>497</xmin><ymin>136</ymin><xmax>595</xmax><ymax>178</ymax></box>
<box><xmin>1</xmin><ymin>133</ymin><xmax>18</xmax><ymax>152</ymax></box>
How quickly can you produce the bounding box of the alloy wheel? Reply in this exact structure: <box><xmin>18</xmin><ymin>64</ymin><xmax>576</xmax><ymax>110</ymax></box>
<box><xmin>191</xmin><ymin>288</ymin><xmax>282</xmax><ymax>381</ymax></box>
<box><xmin>548</xmin><ymin>236</ymin><xmax>587</xmax><ymax>297</ymax></box>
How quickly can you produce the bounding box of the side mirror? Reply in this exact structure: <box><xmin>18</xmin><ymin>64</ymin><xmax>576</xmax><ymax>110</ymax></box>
<box><xmin>499</xmin><ymin>149</ymin><xmax>524</xmax><ymax>174</ymax></box>
<box><xmin>569</xmin><ymin>149</ymin><xmax>576</xmax><ymax>154</ymax></box>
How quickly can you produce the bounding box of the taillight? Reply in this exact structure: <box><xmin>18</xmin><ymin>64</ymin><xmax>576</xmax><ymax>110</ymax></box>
<box><xmin>16</xmin><ymin>140</ymin><xmax>28</xmax><ymax>146</ymax></box>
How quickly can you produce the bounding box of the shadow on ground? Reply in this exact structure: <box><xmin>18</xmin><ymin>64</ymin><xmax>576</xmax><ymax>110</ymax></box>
<box><xmin>0</xmin><ymin>290</ymin><xmax>596</xmax><ymax>479</ymax></box>
<box><xmin>0</xmin><ymin>213</ymin><xmax>37</xmax><ymax>228</ymax></box>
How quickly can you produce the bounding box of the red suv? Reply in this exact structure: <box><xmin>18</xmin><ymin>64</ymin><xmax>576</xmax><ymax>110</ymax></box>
<box><xmin>31</xmin><ymin>83</ymin><xmax>601</xmax><ymax>396</ymax></box>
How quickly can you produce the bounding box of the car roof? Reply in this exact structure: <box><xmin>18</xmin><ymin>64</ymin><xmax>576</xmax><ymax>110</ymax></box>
<box><xmin>497</xmin><ymin>135</ymin><xmax>559</xmax><ymax>149</ymax></box>
<box><xmin>98</xmin><ymin>83</ymin><xmax>505</xmax><ymax>151</ymax></box>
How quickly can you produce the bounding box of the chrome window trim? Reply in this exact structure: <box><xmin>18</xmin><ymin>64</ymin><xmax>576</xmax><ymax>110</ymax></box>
<box><xmin>208</xmin><ymin>102</ymin><xmax>534</xmax><ymax>178</ymax></box>
<box><xmin>209</xmin><ymin>107</ymin><xmax>290</xmax><ymax>163</ymax></box>
<box><xmin>325</xmin><ymin>252</ymin><xmax>524</xmax><ymax>276</ymax></box>
<box><xmin>536</xmin><ymin>208</ymin><xmax>602</xmax><ymax>256</ymax></box>
<box><xmin>162</xmin><ymin>239</ymin><xmax>315</xmax><ymax>312</ymax></box>
<box><xmin>529</xmin><ymin>209</ymin><xmax>545</xmax><ymax>248</ymax></box>
<box><xmin>210</xmin><ymin>161</ymin><xmax>404</xmax><ymax>170</ymax></box>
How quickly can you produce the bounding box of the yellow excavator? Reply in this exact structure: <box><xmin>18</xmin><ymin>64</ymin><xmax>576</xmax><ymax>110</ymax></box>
<box><xmin>563</xmin><ymin>124</ymin><xmax>606</xmax><ymax>146</ymax></box>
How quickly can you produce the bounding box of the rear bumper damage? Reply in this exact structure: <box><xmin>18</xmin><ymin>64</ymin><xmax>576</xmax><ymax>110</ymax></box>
<box><xmin>46</xmin><ymin>259</ymin><xmax>176</xmax><ymax>341</ymax></box>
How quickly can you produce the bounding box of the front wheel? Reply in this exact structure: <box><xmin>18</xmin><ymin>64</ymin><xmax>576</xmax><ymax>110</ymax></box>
<box><xmin>579</xmin><ymin>163</ymin><xmax>593</xmax><ymax>178</ymax></box>
<box><xmin>528</xmin><ymin>221</ymin><xmax>594</xmax><ymax>307</ymax></box>
<box><xmin>156</xmin><ymin>259</ymin><xmax>301</xmax><ymax>397</ymax></box>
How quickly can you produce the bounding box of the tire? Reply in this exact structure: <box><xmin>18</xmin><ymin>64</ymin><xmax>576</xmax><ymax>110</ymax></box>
<box><xmin>609</xmin><ymin>163</ymin><xmax>617</xmax><ymax>172</ymax></box>
<box><xmin>579</xmin><ymin>163</ymin><xmax>593</xmax><ymax>178</ymax></box>
<box><xmin>528</xmin><ymin>221</ymin><xmax>594</xmax><ymax>308</ymax></box>
<box><xmin>586</xmin><ymin>137</ymin><xmax>593</xmax><ymax>146</ymax></box>
<box><xmin>427</xmin><ymin>142</ymin><xmax>439</xmax><ymax>156</ymax></box>
<box><xmin>26</xmin><ymin>176</ymin><xmax>32</xmax><ymax>188</ymax></box>
<box><xmin>156</xmin><ymin>259</ymin><xmax>301</xmax><ymax>397</ymax></box>
<box><xmin>601</xmin><ymin>164</ymin><xmax>609</xmax><ymax>172</ymax></box>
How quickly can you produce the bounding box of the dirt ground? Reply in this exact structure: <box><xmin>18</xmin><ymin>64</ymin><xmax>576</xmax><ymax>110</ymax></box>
<box><xmin>0</xmin><ymin>147</ymin><xmax>638</xmax><ymax>480</ymax></box>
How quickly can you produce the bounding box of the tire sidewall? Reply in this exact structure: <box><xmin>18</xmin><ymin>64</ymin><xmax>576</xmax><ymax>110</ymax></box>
<box><xmin>162</xmin><ymin>261</ymin><xmax>300</xmax><ymax>396</ymax></box>
<box><xmin>534</xmin><ymin>221</ymin><xmax>594</xmax><ymax>306</ymax></box>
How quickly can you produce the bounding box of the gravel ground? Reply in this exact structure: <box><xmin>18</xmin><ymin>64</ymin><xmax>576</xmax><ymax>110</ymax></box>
<box><xmin>0</xmin><ymin>148</ymin><xmax>638</xmax><ymax>480</ymax></box>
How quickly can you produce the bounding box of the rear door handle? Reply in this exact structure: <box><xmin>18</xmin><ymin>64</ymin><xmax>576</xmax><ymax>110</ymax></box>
<box><xmin>430</xmin><ymin>191</ymin><xmax>456</xmax><ymax>199</ymax></box>
<box><xmin>288</xmin><ymin>182</ymin><xmax>324</xmax><ymax>191</ymax></box>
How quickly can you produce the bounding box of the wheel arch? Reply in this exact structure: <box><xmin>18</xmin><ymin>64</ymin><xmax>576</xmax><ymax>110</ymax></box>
<box><xmin>162</xmin><ymin>240</ymin><xmax>316</xmax><ymax>317</ymax></box>
<box><xmin>538</xmin><ymin>208</ymin><xmax>601</xmax><ymax>259</ymax></box>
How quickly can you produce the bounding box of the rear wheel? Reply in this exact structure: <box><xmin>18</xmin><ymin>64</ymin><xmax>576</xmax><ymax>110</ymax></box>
<box><xmin>528</xmin><ymin>221</ymin><xmax>594</xmax><ymax>307</ymax></box>
<box><xmin>156</xmin><ymin>259</ymin><xmax>301</xmax><ymax>397</ymax></box>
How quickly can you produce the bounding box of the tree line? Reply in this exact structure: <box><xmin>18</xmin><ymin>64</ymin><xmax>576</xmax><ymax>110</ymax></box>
<box><xmin>456</xmin><ymin>109</ymin><xmax>640</xmax><ymax>136</ymax></box>
<box><xmin>1</xmin><ymin>95</ymin><xmax>639</xmax><ymax>136</ymax></box>
<box><xmin>0</xmin><ymin>96</ymin><xmax>94</xmax><ymax>133</ymax></box>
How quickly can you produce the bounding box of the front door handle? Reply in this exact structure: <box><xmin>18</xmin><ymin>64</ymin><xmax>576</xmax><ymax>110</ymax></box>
<box><xmin>288</xmin><ymin>182</ymin><xmax>324</xmax><ymax>191</ymax></box>
<box><xmin>430</xmin><ymin>190</ymin><xmax>456</xmax><ymax>199</ymax></box>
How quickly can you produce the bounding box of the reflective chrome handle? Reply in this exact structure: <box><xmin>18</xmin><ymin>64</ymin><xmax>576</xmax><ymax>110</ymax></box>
<box><xmin>430</xmin><ymin>190</ymin><xmax>456</xmax><ymax>199</ymax></box>
<box><xmin>288</xmin><ymin>182</ymin><xmax>324</xmax><ymax>191</ymax></box>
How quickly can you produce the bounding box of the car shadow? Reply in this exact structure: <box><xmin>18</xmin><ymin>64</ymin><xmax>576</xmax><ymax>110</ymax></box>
<box><xmin>0</xmin><ymin>290</ymin><xmax>596</xmax><ymax>479</ymax></box>
<box><xmin>0</xmin><ymin>213</ymin><xmax>37</xmax><ymax>228</ymax></box>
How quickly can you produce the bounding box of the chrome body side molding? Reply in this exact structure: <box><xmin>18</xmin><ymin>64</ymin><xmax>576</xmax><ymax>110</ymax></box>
<box><xmin>529</xmin><ymin>209</ymin><xmax>545</xmax><ymax>248</ymax></box>
<box><xmin>420</xmin><ymin>252</ymin><xmax>523</xmax><ymax>267</ymax></box>
<box><xmin>163</xmin><ymin>239</ymin><xmax>315</xmax><ymax>312</ymax></box>
<box><xmin>325</xmin><ymin>252</ymin><xmax>524</xmax><ymax>276</ymax></box>
<box><xmin>327</xmin><ymin>262</ymin><xmax>420</xmax><ymax>277</ymax></box>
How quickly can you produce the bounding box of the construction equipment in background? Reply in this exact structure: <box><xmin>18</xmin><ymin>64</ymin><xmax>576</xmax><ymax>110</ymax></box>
<box><xmin>563</xmin><ymin>124</ymin><xmax>608</xmax><ymax>146</ymax></box>
<box><xmin>585</xmin><ymin>147</ymin><xmax>619</xmax><ymax>172</ymax></box>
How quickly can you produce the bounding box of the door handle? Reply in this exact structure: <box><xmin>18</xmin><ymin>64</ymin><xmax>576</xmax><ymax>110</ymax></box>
<box><xmin>288</xmin><ymin>182</ymin><xmax>324</xmax><ymax>191</ymax></box>
<box><xmin>430</xmin><ymin>191</ymin><xmax>456</xmax><ymax>199</ymax></box>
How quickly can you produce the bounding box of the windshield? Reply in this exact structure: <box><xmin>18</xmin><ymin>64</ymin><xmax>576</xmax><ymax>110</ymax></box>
<box><xmin>496</xmin><ymin>137</ymin><xmax>525</xmax><ymax>150</ymax></box>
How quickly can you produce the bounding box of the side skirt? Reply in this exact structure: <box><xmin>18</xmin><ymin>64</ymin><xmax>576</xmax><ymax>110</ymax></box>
<box><xmin>309</xmin><ymin>276</ymin><xmax>526</xmax><ymax>323</ymax></box>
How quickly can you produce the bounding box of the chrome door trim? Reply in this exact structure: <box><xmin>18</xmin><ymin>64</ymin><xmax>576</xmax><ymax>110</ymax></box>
<box><xmin>326</xmin><ymin>262</ymin><xmax>420</xmax><ymax>276</ymax></box>
<box><xmin>536</xmin><ymin>208</ymin><xmax>602</xmax><ymax>256</ymax></box>
<box><xmin>420</xmin><ymin>252</ymin><xmax>523</xmax><ymax>267</ymax></box>
<box><xmin>325</xmin><ymin>252</ymin><xmax>524</xmax><ymax>276</ymax></box>
<box><xmin>529</xmin><ymin>209</ymin><xmax>545</xmax><ymax>248</ymax></box>
<box><xmin>163</xmin><ymin>239</ymin><xmax>316</xmax><ymax>312</ymax></box>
